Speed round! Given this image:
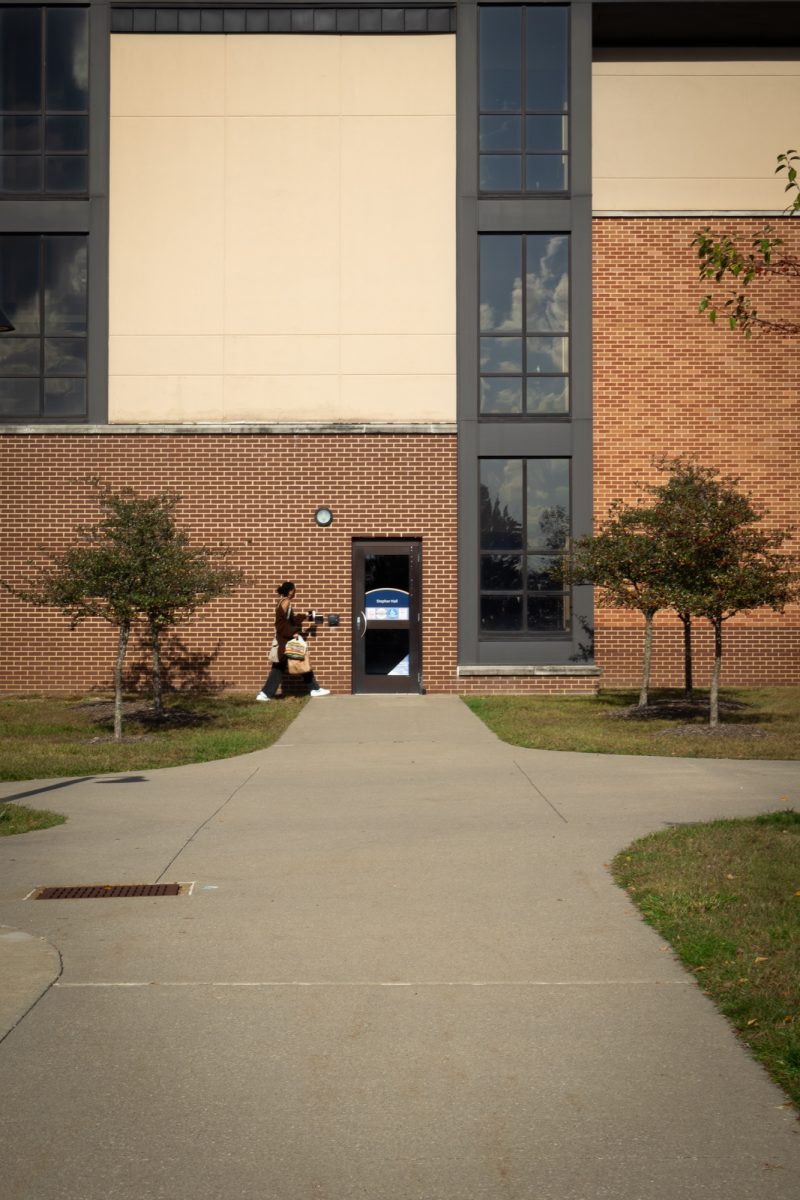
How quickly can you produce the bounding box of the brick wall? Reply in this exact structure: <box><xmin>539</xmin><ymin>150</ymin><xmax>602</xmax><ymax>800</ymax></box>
<box><xmin>0</xmin><ymin>433</ymin><xmax>462</xmax><ymax>696</ymax></box>
<box><xmin>592</xmin><ymin>216</ymin><xmax>800</xmax><ymax>687</ymax></box>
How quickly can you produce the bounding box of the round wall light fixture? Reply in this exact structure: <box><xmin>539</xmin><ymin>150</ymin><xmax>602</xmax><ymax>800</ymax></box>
<box><xmin>314</xmin><ymin>506</ymin><xmax>334</xmax><ymax>527</ymax></box>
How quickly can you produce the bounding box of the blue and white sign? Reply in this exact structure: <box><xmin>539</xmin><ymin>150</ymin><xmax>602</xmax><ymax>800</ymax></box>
<box><xmin>365</xmin><ymin>588</ymin><xmax>410</xmax><ymax>621</ymax></box>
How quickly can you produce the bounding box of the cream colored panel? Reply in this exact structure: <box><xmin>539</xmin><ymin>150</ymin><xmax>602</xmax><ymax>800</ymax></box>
<box><xmin>593</xmin><ymin>61</ymin><xmax>800</xmax><ymax>210</ymax></box>
<box><xmin>224</xmin><ymin>117</ymin><xmax>340</xmax><ymax>335</ymax></box>
<box><xmin>110</xmin><ymin>117</ymin><xmax>225</xmax><ymax>335</ymax></box>
<box><xmin>224</xmin><ymin>375</ymin><xmax>340</xmax><ymax>422</ymax></box>
<box><xmin>109</xmin><ymin>375</ymin><xmax>224</xmax><ymax>423</ymax></box>
<box><xmin>341</xmin><ymin>116</ymin><xmax>456</xmax><ymax>335</ymax></box>
<box><xmin>341</xmin><ymin>334</ymin><xmax>455</xmax><ymax>375</ymax></box>
<box><xmin>111</xmin><ymin>35</ymin><xmax>225</xmax><ymax>116</ymax></box>
<box><xmin>225</xmin><ymin>336</ymin><xmax>339</xmax><ymax>375</ymax></box>
<box><xmin>226</xmin><ymin>36</ymin><xmax>340</xmax><ymax>115</ymax></box>
<box><xmin>109</xmin><ymin>336</ymin><xmax>224</xmax><ymax>376</ymax></box>
<box><xmin>340</xmin><ymin>374</ymin><xmax>455</xmax><ymax>422</ymax></box>
<box><xmin>342</xmin><ymin>36</ymin><xmax>455</xmax><ymax>115</ymax></box>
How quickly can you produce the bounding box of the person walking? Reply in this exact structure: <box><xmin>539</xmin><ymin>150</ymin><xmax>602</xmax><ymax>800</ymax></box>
<box><xmin>256</xmin><ymin>581</ymin><xmax>330</xmax><ymax>700</ymax></box>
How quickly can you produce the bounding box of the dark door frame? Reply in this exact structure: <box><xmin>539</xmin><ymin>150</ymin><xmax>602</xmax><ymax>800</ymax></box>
<box><xmin>351</xmin><ymin>538</ymin><xmax>422</xmax><ymax>694</ymax></box>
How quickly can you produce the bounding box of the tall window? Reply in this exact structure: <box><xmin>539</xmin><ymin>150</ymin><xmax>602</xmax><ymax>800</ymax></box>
<box><xmin>479</xmin><ymin>5</ymin><xmax>569</xmax><ymax>194</ymax></box>
<box><xmin>480</xmin><ymin>458</ymin><xmax>570</xmax><ymax>633</ymax></box>
<box><xmin>0</xmin><ymin>234</ymin><xmax>88</xmax><ymax>419</ymax></box>
<box><xmin>480</xmin><ymin>233</ymin><xmax>569</xmax><ymax>417</ymax></box>
<box><xmin>0</xmin><ymin>7</ymin><xmax>89</xmax><ymax>195</ymax></box>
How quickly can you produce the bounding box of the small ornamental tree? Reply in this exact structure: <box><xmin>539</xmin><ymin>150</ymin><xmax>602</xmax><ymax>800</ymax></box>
<box><xmin>6</xmin><ymin>482</ymin><xmax>243</xmax><ymax>740</ymax></box>
<box><xmin>570</xmin><ymin>506</ymin><xmax>672</xmax><ymax>708</ymax></box>
<box><xmin>645</xmin><ymin>463</ymin><xmax>797</xmax><ymax>727</ymax></box>
<box><xmin>572</xmin><ymin>461</ymin><xmax>798</xmax><ymax>726</ymax></box>
<box><xmin>693</xmin><ymin>149</ymin><xmax>800</xmax><ymax>336</ymax></box>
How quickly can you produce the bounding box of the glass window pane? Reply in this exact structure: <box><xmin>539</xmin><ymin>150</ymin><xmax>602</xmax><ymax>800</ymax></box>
<box><xmin>481</xmin><ymin>594</ymin><xmax>523</xmax><ymax>632</ymax></box>
<box><xmin>526</xmin><ymin>336</ymin><xmax>568</xmax><ymax>374</ymax></box>
<box><xmin>45</xmin><ymin>114</ymin><xmax>88</xmax><ymax>153</ymax></box>
<box><xmin>527</xmin><ymin>459</ymin><xmax>570</xmax><ymax>551</ymax></box>
<box><xmin>526</xmin><ymin>115</ymin><xmax>567</xmax><ymax>152</ymax></box>
<box><xmin>44</xmin><ymin>236</ymin><xmax>87</xmax><ymax>335</ymax></box>
<box><xmin>526</xmin><ymin>234</ymin><xmax>569</xmax><ymax>332</ymax></box>
<box><xmin>0</xmin><ymin>336</ymin><xmax>40</xmax><ymax>375</ymax></box>
<box><xmin>527</xmin><ymin>555</ymin><xmax>565</xmax><ymax>591</ymax></box>
<box><xmin>45</xmin><ymin>9</ymin><xmax>89</xmax><ymax>111</ymax></box>
<box><xmin>481</xmin><ymin>336</ymin><xmax>522</xmax><ymax>374</ymax></box>
<box><xmin>481</xmin><ymin>554</ymin><xmax>522</xmax><ymax>591</ymax></box>
<box><xmin>525</xmin><ymin>154</ymin><xmax>568</xmax><ymax>193</ymax></box>
<box><xmin>0</xmin><ymin>377</ymin><xmax>39</xmax><ymax>416</ymax></box>
<box><xmin>480</xmin><ymin>115</ymin><xmax>521</xmax><ymax>152</ymax></box>
<box><xmin>0</xmin><ymin>155</ymin><xmax>41</xmax><ymax>192</ymax></box>
<box><xmin>0</xmin><ymin>116</ymin><xmax>41</xmax><ymax>153</ymax></box>
<box><xmin>526</xmin><ymin>377</ymin><xmax>569</xmax><ymax>415</ymax></box>
<box><xmin>525</xmin><ymin>6</ymin><xmax>568</xmax><ymax>113</ymax></box>
<box><xmin>0</xmin><ymin>9</ymin><xmax>41</xmax><ymax>112</ymax></box>
<box><xmin>0</xmin><ymin>237</ymin><xmax>41</xmax><ymax>334</ymax></box>
<box><xmin>480</xmin><ymin>235</ymin><xmax>523</xmax><ymax>332</ymax></box>
<box><xmin>480</xmin><ymin>7</ymin><xmax>521</xmax><ymax>113</ymax></box>
<box><xmin>364</xmin><ymin>629</ymin><xmax>410</xmax><ymax>676</ymax></box>
<box><xmin>481</xmin><ymin>377</ymin><xmax>523</xmax><ymax>414</ymax></box>
<box><xmin>480</xmin><ymin>459</ymin><xmax>523</xmax><ymax>550</ymax></box>
<box><xmin>480</xmin><ymin>154</ymin><xmax>521</xmax><ymax>193</ymax></box>
<box><xmin>44</xmin><ymin>337</ymin><xmax>86</xmax><ymax>375</ymax></box>
<box><xmin>43</xmin><ymin>377</ymin><xmax>86</xmax><ymax>417</ymax></box>
<box><xmin>527</xmin><ymin>596</ymin><xmax>568</xmax><ymax>632</ymax></box>
<box><xmin>45</xmin><ymin>155</ymin><xmax>87</xmax><ymax>193</ymax></box>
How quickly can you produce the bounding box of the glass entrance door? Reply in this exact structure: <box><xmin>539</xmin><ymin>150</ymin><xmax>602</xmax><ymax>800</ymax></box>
<box><xmin>352</xmin><ymin>540</ymin><xmax>421</xmax><ymax>694</ymax></box>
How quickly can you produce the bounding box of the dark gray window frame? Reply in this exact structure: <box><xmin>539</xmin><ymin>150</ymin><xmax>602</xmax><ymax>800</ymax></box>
<box><xmin>0</xmin><ymin>0</ymin><xmax>108</xmax><ymax>425</ymax></box>
<box><xmin>458</xmin><ymin>0</ymin><xmax>593</xmax><ymax>667</ymax></box>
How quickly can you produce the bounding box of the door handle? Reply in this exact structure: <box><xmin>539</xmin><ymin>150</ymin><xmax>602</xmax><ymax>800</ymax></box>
<box><xmin>356</xmin><ymin>610</ymin><xmax>367</xmax><ymax>638</ymax></box>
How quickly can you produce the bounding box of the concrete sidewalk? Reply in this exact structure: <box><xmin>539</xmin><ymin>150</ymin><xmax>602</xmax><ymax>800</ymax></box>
<box><xmin>0</xmin><ymin>695</ymin><xmax>798</xmax><ymax>1199</ymax></box>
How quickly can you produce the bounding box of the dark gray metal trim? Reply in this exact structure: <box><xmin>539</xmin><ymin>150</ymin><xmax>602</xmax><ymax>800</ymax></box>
<box><xmin>457</xmin><ymin>0</ymin><xmax>594</xmax><ymax>668</ymax></box>
<box><xmin>111</xmin><ymin>6</ymin><xmax>457</xmax><ymax>34</ymax></box>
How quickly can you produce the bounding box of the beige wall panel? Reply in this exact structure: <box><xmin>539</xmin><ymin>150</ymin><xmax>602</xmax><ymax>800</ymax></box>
<box><xmin>111</xmin><ymin>35</ymin><xmax>225</xmax><ymax>116</ymax></box>
<box><xmin>593</xmin><ymin>60</ymin><xmax>800</xmax><ymax>209</ymax></box>
<box><xmin>110</xmin><ymin>117</ymin><xmax>225</xmax><ymax>336</ymax></box>
<box><xmin>340</xmin><ymin>116</ymin><xmax>456</xmax><ymax>335</ymax></box>
<box><xmin>109</xmin><ymin>375</ymin><xmax>224</xmax><ymax>423</ymax></box>
<box><xmin>224</xmin><ymin>116</ymin><xmax>340</xmax><ymax>335</ymax></box>
<box><xmin>225</xmin><ymin>335</ymin><xmax>339</xmax><ymax>376</ymax></box>
<box><xmin>109</xmin><ymin>336</ymin><xmax>224</xmax><ymax>377</ymax></box>
<box><xmin>342</xmin><ymin>36</ymin><xmax>455</xmax><ymax>115</ymax></box>
<box><xmin>340</xmin><ymin>374</ymin><xmax>455</xmax><ymax>422</ymax></box>
<box><xmin>109</xmin><ymin>35</ymin><xmax>456</xmax><ymax>424</ymax></box>
<box><xmin>226</xmin><ymin>36</ymin><xmax>340</xmax><ymax>115</ymax></box>
<box><xmin>341</xmin><ymin>334</ymin><xmax>455</xmax><ymax>375</ymax></box>
<box><xmin>224</xmin><ymin>374</ymin><xmax>340</xmax><ymax>422</ymax></box>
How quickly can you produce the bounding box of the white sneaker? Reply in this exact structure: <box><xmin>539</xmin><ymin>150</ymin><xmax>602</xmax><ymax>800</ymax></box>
<box><xmin>310</xmin><ymin>688</ymin><xmax>330</xmax><ymax>697</ymax></box>
<box><xmin>255</xmin><ymin>692</ymin><xmax>271</xmax><ymax>701</ymax></box>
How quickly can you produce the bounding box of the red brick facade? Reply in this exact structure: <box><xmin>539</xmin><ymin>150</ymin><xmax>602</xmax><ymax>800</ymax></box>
<box><xmin>0</xmin><ymin>217</ymin><xmax>797</xmax><ymax>696</ymax></box>
<box><xmin>592</xmin><ymin>217</ymin><xmax>800</xmax><ymax>687</ymax></box>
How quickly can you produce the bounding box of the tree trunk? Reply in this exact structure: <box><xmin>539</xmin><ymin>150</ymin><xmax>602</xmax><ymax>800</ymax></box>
<box><xmin>639</xmin><ymin>609</ymin><xmax>655</xmax><ymax>708</ymax></box>
<box><xmin>113</xmin><ymin>621</ymin><xmax>130</xmax><ymax>742</ymax></box>
<box><xmin>680</xmin><ymin>611</ymin><xmax>694</xmax><ymax>700</ymax></box>
<box><xmin>150</xmin><ymin>618</ymin><xmax>163</xmax><ymax>716</ymax></box>
<box><xmin>709</xmin><ymin>616</ymin><xmax>723</xmax><ymax>728</ymax></box>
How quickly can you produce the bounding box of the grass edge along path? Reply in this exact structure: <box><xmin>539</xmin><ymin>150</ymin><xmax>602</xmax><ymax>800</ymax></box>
<box><xmin>464</xmin><ymin>688</ymin><xmax>800</xmax><ymax>760</ymax></box>
<box><xmin>0</xmin><ymin>803</ymin><xmax>67</xmax><ymax>836</ymax></box>
<box><xmin>612</xmin><ymin>811</ymin><xmax>800</xmax><ymax>1110</ymax></box>
<box><xmin>0</xmin><ymin>693</ymin><xmax>306</xmax><ymax>782</ymax></box>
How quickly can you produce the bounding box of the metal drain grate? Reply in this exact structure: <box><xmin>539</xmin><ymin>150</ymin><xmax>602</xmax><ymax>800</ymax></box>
<box><xmin>35</xmin><ymin>883</ymin><xmax>182</xmax><ymax>900</ymax></box>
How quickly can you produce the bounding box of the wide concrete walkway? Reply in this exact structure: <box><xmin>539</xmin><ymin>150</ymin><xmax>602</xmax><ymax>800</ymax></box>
<box><xmin>0</xmin><ymin>696</ymin><xmax>798</xmax><ymax>1200</ymax></box>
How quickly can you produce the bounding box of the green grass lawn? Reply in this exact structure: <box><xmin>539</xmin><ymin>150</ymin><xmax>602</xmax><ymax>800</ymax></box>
<box><xmin>0</xmin><ymin>802</ymin><xmax>66</xmax><ymax>836</ymax></box>
<box><xmin>0</xmin><ymin>693</ymin><xmax>306</xmax><ymax>781</ymax></box>
<box><xmin>613</xmin><ymin>810</ymin><xmax>800</xmax><ymax>1109</ymax></box>
<box><xmin>464</xmin><ymin>687</ymin><xmax>800</xmax><ymax>759</ymax></box>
